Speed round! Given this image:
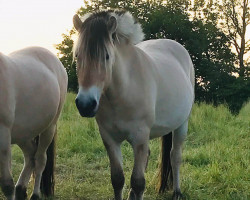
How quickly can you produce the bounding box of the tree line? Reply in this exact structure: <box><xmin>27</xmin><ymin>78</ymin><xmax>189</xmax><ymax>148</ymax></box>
<box><xmin>56</xmin><ymin>0</ymin><xmax>250</xmax><ymax>114</ymax></box>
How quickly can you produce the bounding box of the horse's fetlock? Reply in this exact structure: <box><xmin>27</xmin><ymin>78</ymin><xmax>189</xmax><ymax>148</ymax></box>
<box><xmin>0</xmin><ymin>178</ymin><xmax>14</xmax><ymax>197</ymax></box>
<box><xmin>111</xmin><ymin>170</ymin><xmax>125</xmax><ymax>191</ymax></box>
<box><xmin>130</xmin><ymin>176</ymin><xmax>145</xmax><ymax>195</ymax></box>
<box><xmin>15</xmin><ymin>185</ymin><xmax>28</xmax><ymax>200</ymax></box>
<box><xmin>30</xmin><ymin>193</ymin><xmax>40</xmax><ymax>200</ymax></box>
<box><xmin>172</xmin><ymin>189</ymin><xmax>183</xmax><ymax>200</ymax></box>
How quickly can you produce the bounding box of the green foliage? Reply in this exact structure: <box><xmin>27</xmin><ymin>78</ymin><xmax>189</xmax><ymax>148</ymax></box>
<box><xmin>55</xmin><ymin>30</ymin><xmax>78</xmax><ymax>92</ymax></box>
<box><xmin>1</xmin><ymin>94</ymin><xmax>249</xmax><ymax>199</ymax></box>
<box><xmin>193</xmin><ymin>0</ymin><xmax>250</xmax><ymax>77</ymax></box>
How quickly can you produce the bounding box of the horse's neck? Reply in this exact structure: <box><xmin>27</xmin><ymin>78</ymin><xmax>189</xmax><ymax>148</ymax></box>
<box><xmin>108</xmin><ymin>44</ymin><xmax>137</xmax><ymax>96</ymax></box>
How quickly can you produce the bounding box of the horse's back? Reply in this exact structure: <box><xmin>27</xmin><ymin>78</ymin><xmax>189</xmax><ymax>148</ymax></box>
<box><xmin>137</xmin><ymin>39</ymin><xmax>193</xmax><ymax>79</ymax></box>
<box><xmin>137</xmin><ymin>39</ymin><xmax>194</xmax><ymax>136</ymax></box>
<box><xmin>9</xmin><ymin>47</ymin><xmax>67</xmax><ymax>83</ymax></box>
<box><xmin>4</xmin><ymin>47</ymin><xmax>67</xmax><ymax>143</ymax></box>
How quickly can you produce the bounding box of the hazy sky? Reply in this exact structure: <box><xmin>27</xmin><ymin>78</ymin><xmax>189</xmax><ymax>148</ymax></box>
<box><xmin>0</xmin><ymin>0</ymin><xmax>83</xmax><ymax>55</ymax></box>
<box><xmin>0</xmin><ymin>0</ymin><xmax>249</xmax><ymax>57</ymax></box>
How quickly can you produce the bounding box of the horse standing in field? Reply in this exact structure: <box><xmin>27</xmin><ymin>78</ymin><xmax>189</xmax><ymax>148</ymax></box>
<box><xmin>73</xmin><ymin>10</ymin><xmax>194</xmax><ymax>200</ymax></box>
<box><xmin>0</xmin><ymin>47</ymin><xmax>68</xmax><ymax>200</ymax></box>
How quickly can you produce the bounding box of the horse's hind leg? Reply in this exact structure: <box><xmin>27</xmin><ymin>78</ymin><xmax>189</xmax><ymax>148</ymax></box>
<box><xmin>0</xmin><ymin>125</ymin><xmax>14</xmax><ymax>200</ymax></box>
<box><xmin>30</xmin><ymin>125</ymin><xmax>56</xmax><ymax>200</ymax></box>
<box><xmin>15</xmin><ymin>140</ymin><xmax>37</xmax><ymax>200</ymax></box>
<box><xmin>171</xmin><ymin>121</ymin><xmax>188</xmax><ymax>200</ymax></box>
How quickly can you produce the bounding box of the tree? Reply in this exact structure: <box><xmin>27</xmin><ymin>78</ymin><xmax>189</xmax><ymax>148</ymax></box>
<box><xmin>193</xmin><ymin>0</ymin><xmax>250</xmax><ymax>77</ymax></box>
<box><xmin>55</xmin><ymin>29</ymin><xmax>78</xmax><ymax>92</ymax></box>
<box><xmin>220</xmin><ymin>0</ymin><xmax>249</xmax><ymax>77</ymax></box>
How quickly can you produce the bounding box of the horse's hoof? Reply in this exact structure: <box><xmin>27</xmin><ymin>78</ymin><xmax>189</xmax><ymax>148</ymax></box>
<box><xmin>30</xmin><ymin>194</ymin><xmax>40</xmax><ymax>200</ymax></box>
<box><xmin>127</xmin><ymin>189</ymin><xmax>136</xmax><ymax>200</ymax></box>
<box><xmin>172</xmin><ymin>190</ymin><xmax>183</xmax><ymax>200</ymax></box>
<box><xmin>15</xmin><ymin>185</ymin><xmax>27</xmax><ymax>200</ymax></box>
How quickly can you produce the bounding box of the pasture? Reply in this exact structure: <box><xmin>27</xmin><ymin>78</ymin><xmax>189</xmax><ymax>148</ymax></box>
<box><xmin>1</xmin><ymin>93</ymin><xmax>249</xmax><ymax>200</ymax></box>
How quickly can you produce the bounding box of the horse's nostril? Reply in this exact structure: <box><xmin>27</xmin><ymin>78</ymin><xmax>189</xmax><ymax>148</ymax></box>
<box><xmin>90</xmin><ymin>99</ymin><xmax>97</xmax><ymax>109</ymax></box>
<box><xmin>75</xmin><ymin>97</ymin><xmax>98</xmax><ymax>118</ymax></box>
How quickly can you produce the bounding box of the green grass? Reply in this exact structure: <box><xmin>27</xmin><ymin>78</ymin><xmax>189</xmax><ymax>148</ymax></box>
<box><xmin>1</xmin><ymin>93</ymin><xmax>249</xmax><ymax>199</ymax></box>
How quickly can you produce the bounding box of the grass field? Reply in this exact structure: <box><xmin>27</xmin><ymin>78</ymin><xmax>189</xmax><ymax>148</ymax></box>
<box><xmin>1</xmin><ymin>93</ymin><xmax>249</xmax><ymax>200</ymax></box>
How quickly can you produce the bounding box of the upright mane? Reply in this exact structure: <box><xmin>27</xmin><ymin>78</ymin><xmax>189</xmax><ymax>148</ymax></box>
<box><xmin>83</xmin><ymin>10</ymin><xmax>144</xmax><ymax>45</ymax></box>
<box><xmin>109</xmin><ymin>10</ymin><xmax>144</xmax><ymax>44</ymax></box>
<box><xmin>73</xmin><ymin>10</ymin><xmax>144</xmax><ymax>71</ymax></box>
<box><xmin>74</xmin><ymin>10</ymin><xmax>144</xmax><ymax>55</ymax></box>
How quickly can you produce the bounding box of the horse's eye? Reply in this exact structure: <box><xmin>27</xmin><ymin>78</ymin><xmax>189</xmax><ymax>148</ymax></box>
<box><xmin>106</xmin><ymin>53</ymin><xmax>109</xmax><ymax>60</ymax></box>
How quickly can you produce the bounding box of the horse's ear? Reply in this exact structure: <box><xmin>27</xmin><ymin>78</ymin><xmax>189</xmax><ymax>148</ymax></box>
<box><xmin>73</xmin><ymin>14</ymin><xmax>82</xmax><ymax>32</ymax></box>
<box><xmin>108</xmin><ymin>16</ymin><xmax>117</xmax><ymax>34</ymax></box>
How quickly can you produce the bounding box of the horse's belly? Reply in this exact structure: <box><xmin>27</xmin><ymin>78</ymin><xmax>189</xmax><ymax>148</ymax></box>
<box><xmin>150</xmin><ymin>125</ymin><xmax>172</xmax><ymax>139</ymax></box>
<box><xmin>150</xmin><ymin>73</ymin><xmax>193</xmax><ymax>139</ymax></box>
<box><xmin>11</xmin><ymin>113</ymin><xmax>56</xmax><ymax>144</ymax></box>
<box><xmin>11</xmin><ymin>71</ymin><xmax>60</xmax><ymax>143</ymax></box>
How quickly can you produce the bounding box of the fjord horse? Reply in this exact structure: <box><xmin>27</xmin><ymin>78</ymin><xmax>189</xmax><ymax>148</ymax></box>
<box><xmin>73</xmin><ymin>10</ymin><xmax>194</xmax><ymax>200</ymax></box>
<box><xmin>0</xmin><ymin>47</ymin><xmax>67</xmax><ymax>200</ymax></box>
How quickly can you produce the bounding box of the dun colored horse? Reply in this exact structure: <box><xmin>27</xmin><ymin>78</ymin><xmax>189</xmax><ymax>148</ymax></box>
<box><xmin>73</xmin><ymin>10</ymin><xmax>194</xmax><ymax>200</ymax></box>
<box><xmin>0</xmin><ymin>47</ymin><xmax>67</xmax><ymax>200</ymax></box>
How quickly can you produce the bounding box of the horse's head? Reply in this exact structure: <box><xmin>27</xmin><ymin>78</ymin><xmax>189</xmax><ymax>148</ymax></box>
<box><xmin>73</xmin><ymin>12</ymin><xmax>117</xmax><ymax>117</ymax></box>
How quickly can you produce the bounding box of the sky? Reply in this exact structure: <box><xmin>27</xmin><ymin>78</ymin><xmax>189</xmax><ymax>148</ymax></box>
<box><xmin>0</xmin><ymin>0</ymin><xmax>249</xmax><ymax>57</ymax></box>
<box><xmin>0</xmin><ymin>0</ymin><xmax>83</xmax><ymax>55</ymax></box>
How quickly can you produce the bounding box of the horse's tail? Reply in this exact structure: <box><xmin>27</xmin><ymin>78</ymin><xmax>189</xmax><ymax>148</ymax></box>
<box><xmin>40</xmin><ymin>125</ymin><xmax>57</xmax><ymax>197</ymax></box>
<box><xmin>157</xmin><ymin>132</ymin><xmax>173</xmax><ymax>193</ymax></box>
<box><xmin>34</xmin><ymin>126</ymin><xmax>57</xmax><ymax>197</ymax></box>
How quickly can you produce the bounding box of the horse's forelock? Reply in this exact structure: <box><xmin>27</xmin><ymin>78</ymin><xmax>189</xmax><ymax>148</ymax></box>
<box><xmin>74</xmin><ymin>12</ymin><xmax>114</xmax><ymax>77</ymax></box>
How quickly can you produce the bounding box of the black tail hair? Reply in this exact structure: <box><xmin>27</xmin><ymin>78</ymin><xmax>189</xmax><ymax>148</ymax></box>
<box><xmin>34</xmin><ymin>126</ymin><xmax>57</xmax><ymax>197</ymax></box>
<box><xmin>157</xmin><ymin>132</ymin><xmax>173</xmax><ymax>193</ymax></box>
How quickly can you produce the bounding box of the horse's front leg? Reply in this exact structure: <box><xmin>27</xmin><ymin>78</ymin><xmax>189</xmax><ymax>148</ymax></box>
<box><xmin>128</xmin><ymin>128</ymin><xmax>150</xmax><ymax>200</ymax></box>
<box><xmin>102</xmin><ymin>137</ymin><xmax>124</xmax><ymax>200</ymax></box>
<box><xmin>0</xmin><ymin>125</ymin><xmax>15</xmax><ymax>200</ymax></box>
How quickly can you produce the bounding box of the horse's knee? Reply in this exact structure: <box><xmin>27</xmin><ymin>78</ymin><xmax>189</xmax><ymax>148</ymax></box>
<box><xmin>15</xmin><ymin>185</ymin><xmax>28</xmax><ymax>200</ymax></box>
<box><xmin>130</xmin><ymin>175</ymin><xmax>145</xmax><ymax>196</ymax></box>
<box><xmin>111</xmin><ymin>169</ymin><xmax>125</xmax><ymax>192</ymax></box>
<box><xmin>34</xmin><ymin>153</ymin><xmax>46</xmax><ymax>171</ymax></box>
<box><xmin>0</xmin><ymin>178</ymin><xmax>14</xmax><ymax>197</ymax></box>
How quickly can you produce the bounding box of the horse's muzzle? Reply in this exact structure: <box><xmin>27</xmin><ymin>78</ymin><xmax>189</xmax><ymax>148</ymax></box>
<box><xmin>75</xmin><ymin>97</ymin><xmax>98</xmax><ymax>118</ymax></box>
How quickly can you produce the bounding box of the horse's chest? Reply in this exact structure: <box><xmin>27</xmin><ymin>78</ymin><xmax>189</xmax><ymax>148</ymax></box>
<box><xmin>96</xmin><ymin>105</ymin><xmax>152</xmax><ymax>142</ymax></box>
<box><xmin>97</xmin><ymin>110</ymin><xmax>131</xmax><ymax>140</ymax></box>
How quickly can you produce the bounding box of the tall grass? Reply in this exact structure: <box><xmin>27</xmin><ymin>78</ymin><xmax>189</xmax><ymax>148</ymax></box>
<box><xmin>1</xmin><ymin>93</ymin><xmax>249</xmax><ymax>199</ymax></box>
